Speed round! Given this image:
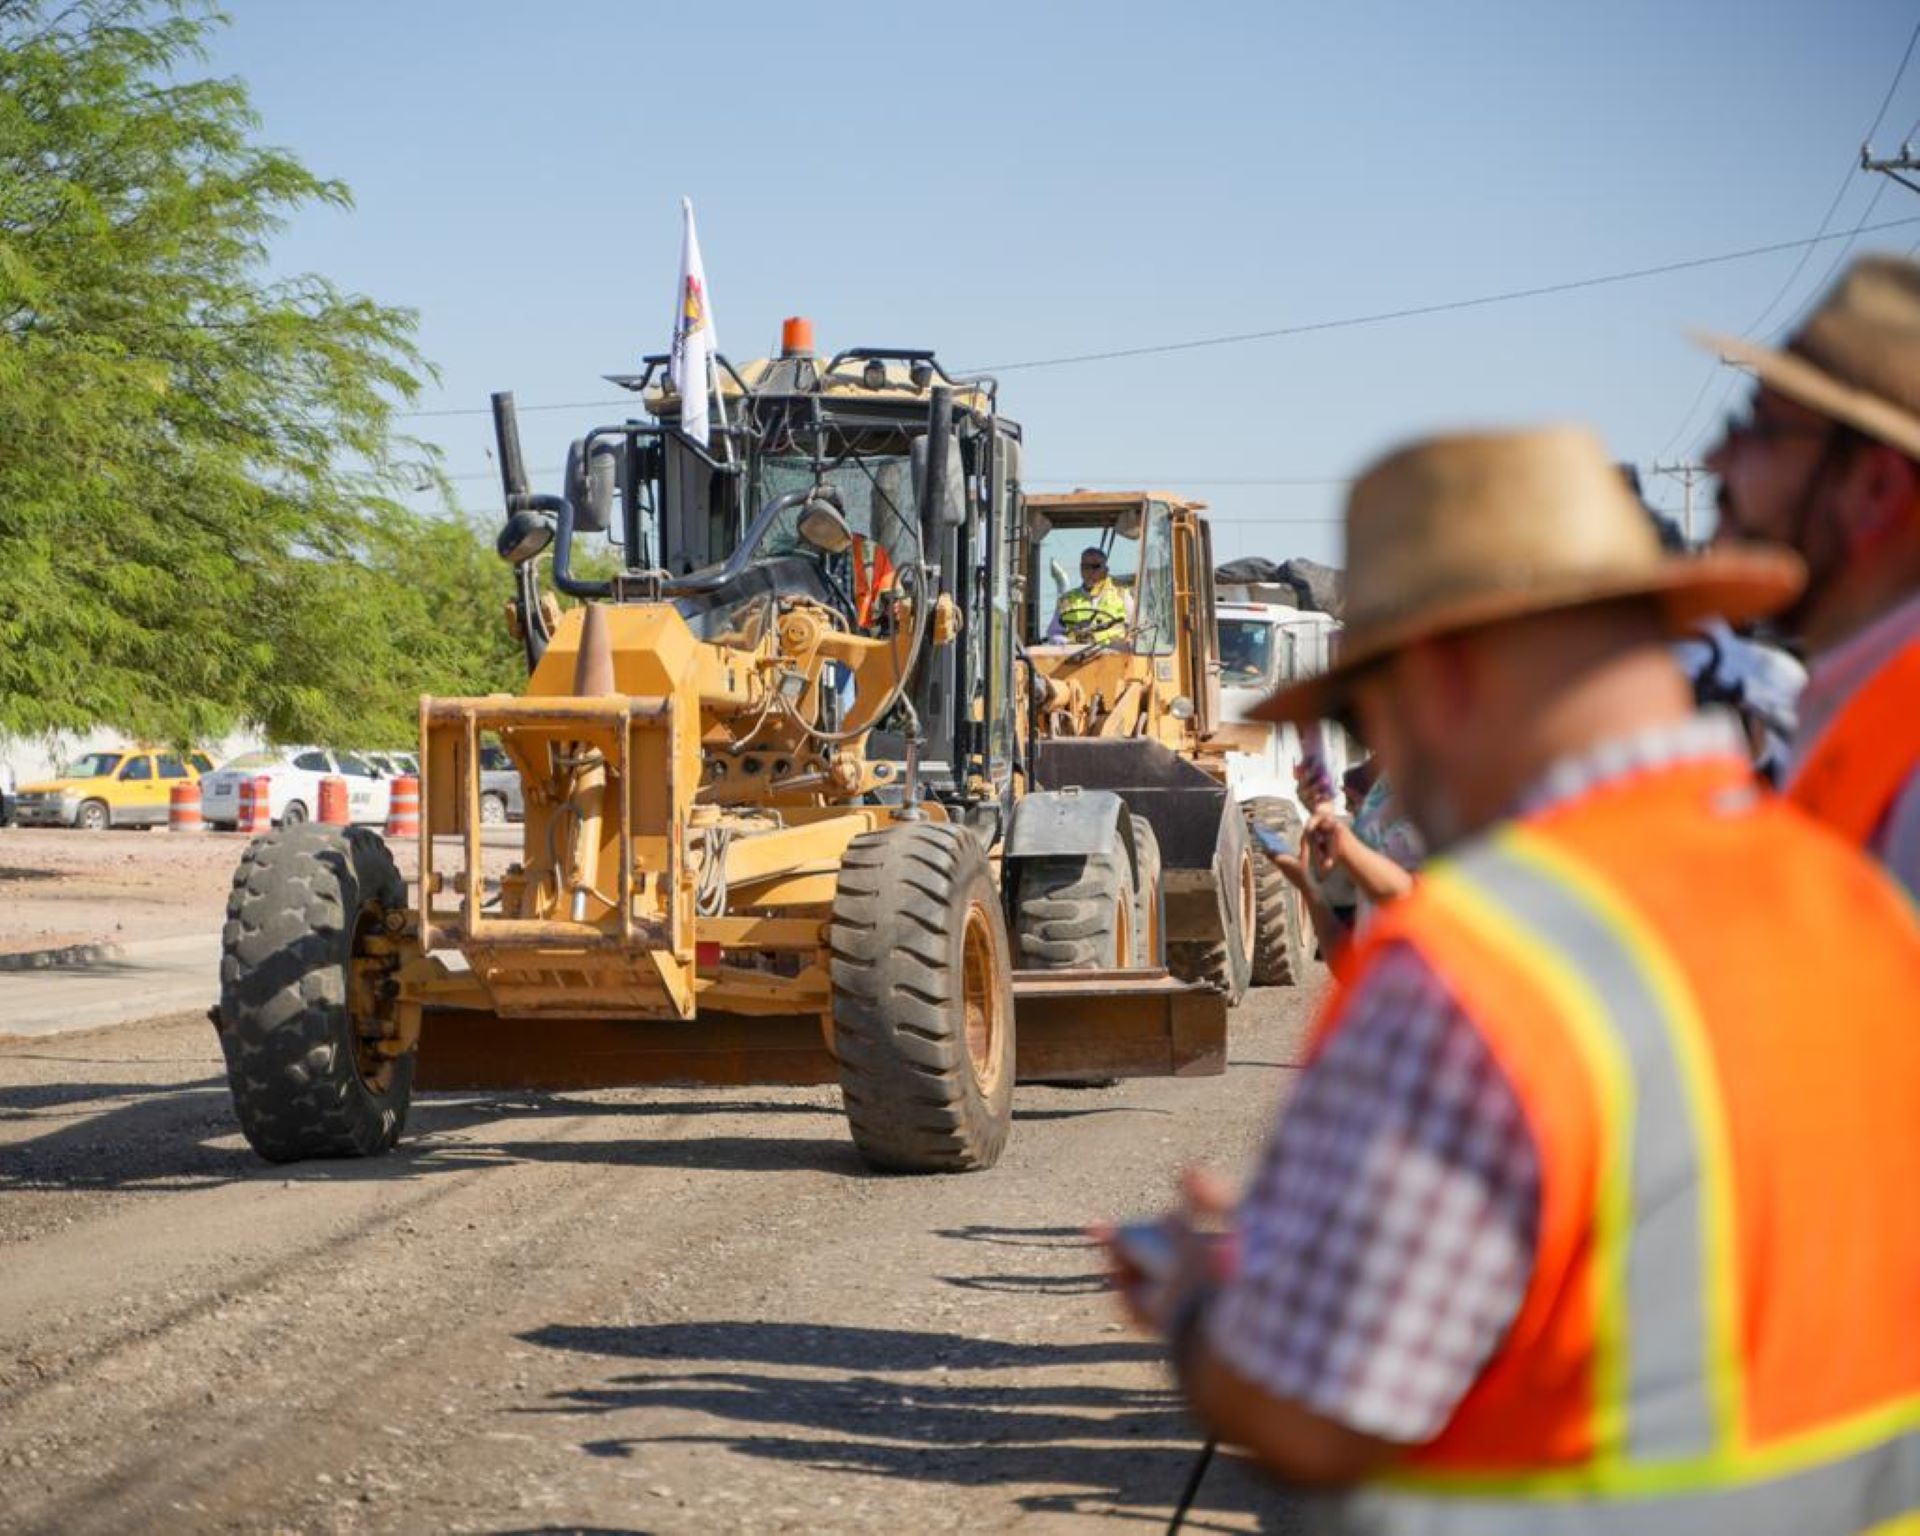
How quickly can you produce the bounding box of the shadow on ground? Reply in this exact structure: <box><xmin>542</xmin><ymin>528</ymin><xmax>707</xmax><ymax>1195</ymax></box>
<box><xmin>0</xmin><ymin>1073</ymin><xmax>867</xmax><ymax>1192</ymax></box>
<box><xmin>518</xmin><ymin>1319</ymin><xmax>1305</xmax><ymax>1530</ymax></box>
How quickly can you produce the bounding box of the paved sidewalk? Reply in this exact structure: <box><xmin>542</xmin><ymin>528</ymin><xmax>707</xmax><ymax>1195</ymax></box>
<box><xmin>0</xmin><ymin>931</ymin><xmax>221</xmax><ymax>1038</ymax></box>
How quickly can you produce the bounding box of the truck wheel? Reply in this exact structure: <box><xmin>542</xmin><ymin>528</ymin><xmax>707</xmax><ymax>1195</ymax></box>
<box><xmin>830</xmin><ymin>822</ymin><xmax>1016</xmax><ymax>1173</ymax></box>
<box><xmin>77</xmin><ymin>799</ymin><xmax>110</xmax><ymax>831</ymax></box>
<box><xmin>217</xmin><ymin>824</ymin><xmax>412</xmax><ymax>1162</ymax></box>
<box><xmin>1011</xmin><ymin>844</ymin><xmax>1135</xmax><ymax>970</ymax></box>
<box><xmin>1128</xmin><ymin>815</ymin><xmax>1165</xmax><ymax>967</ymax></box>
<box><xmin>479</xmin><ymin>792</ymin><xmax>508</xmax><ymax>826</ymax></box>
<box><xmin>280</xmin><ymin>799</ymin><xmax>308</xmax><ymax>826</ymax></box>
<box><xmin>1168</xmin><ymin>844</ymin><xmax>1254</xmax><ymax>1005</ymax></box>
<box><xmin>1245</xmin><ymin>798</ymin><xmax>1309</xmax><ymax>987</ymax></box>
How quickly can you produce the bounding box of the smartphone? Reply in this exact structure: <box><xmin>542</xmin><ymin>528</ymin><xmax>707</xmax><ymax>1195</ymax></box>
<box><xmin>1249</xmin><ymin>822</ymin><xmax>1293</xmax><ymax>859</ymax></box>
<box><xmin>1113</xmin><ymin>1219</ymin><xmax>1179</xmax><ymax>1284</ymax></box>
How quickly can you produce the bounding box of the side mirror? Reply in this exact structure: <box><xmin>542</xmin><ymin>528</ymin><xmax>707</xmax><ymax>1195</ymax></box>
<box><xmin>797</xmin><ymin>498</ymin><xmax>853</xmax><ymax>555</ymax></box>
<box><xmin>911</xmin><ymin>428</ymin><xmax>966</xmax><ymax>531</ymax></box>
<box><xmin>565</xmin><ymin>437</ymin><xmax>619</xmax><ymax>535</ymax></box>
<box><xmin>497</xmin><ymin>507</ymin><xmax>555</xmax><ymax>566</ymax></box>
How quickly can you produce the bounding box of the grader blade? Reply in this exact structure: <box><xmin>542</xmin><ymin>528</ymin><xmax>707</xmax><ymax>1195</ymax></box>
<box><xmin>411</xmin><ymin>967</ymin><xmax>1226</xmax><ymax>1092</ymax></box>
<box><xmin>412</xmin><ymin>1008</ymin><xmax>838</xmax><ymax>1091</ymax></box>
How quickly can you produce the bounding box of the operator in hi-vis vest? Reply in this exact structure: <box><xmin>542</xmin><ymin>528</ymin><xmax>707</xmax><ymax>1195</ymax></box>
<box><xmin>1699</xmin><ymin>254</ymin><xmax>1920</xmax><ymax>897</ymax></box>
<box><xmin>1102</xmin><ymin>425</ymin><xmax>1920</xmax><ymax>1535</ymax></box>
<box><xmin>1047</xmin><ymin>546</ymin><xmax>1130</xmax><ymax>642</ymax></box>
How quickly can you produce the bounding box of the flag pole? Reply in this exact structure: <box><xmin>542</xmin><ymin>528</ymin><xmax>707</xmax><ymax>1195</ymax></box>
<box><xmin>687</xmin><ymin>198</ymin><xmax>732</xmax><ymax>465</ymax></box>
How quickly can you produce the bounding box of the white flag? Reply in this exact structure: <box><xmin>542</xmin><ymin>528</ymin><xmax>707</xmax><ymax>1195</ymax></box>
<box><xmin>668</xmin><ymin>197</ymin><xmax>717</xmax><ymax>448</ymax></box>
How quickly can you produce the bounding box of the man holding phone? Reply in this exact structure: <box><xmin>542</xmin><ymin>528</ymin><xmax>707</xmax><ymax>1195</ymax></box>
<box><xmin>1104</xmin><ymin>425</ymin><xmax>1920</xmax><ymax>1533</ymax></box>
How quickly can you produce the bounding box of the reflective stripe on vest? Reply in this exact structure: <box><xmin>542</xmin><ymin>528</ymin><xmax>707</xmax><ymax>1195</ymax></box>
<box><xmin>1788</xmin><ymin>636</ymin><xmax>1920</xmax><ymax>848</ymax></box>
<box><xmin>1333</xmin><ymin>1422</ymin><xmax>1920</xmax><ymax>1535</ymax></box>
<box><xmin>1333</xmin><ymin>825</ymin><xmax>1920</xmax><ymax>1535</ymax></box>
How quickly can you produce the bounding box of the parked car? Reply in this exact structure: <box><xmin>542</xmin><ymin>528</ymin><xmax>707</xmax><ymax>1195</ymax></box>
<box><xmin>0</xmin><ymin>762</ymin><xmax>15</xmax><ymax>827</ymax></box>
<box><xmin>200</xmin><ymin>747</ymin><xmax>393</xmax><ymax>830</ymax></box>
<box><xmin>479</xmin><ymin>744</ymin><xmax>524</xmax><ymax>824</ymax></box>
<box><xmin>14</xmin><ymin>747</ymin><xmax>216</xmax><ymax>830</ymax></box>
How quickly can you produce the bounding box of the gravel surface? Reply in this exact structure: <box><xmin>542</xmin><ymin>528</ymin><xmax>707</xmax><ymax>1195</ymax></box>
<box><xmin>0</xmin><ymin>985</ymin><xmax>1323</xmax><ymax>1533</ymax></box>
<box><xmin>0</xmin><ymin>826</ymin><xmax>517</xmax><ymax>958</ymax></box>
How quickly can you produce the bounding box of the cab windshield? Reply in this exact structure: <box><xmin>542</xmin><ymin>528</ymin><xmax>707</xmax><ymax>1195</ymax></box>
<box><xmin>64</xmin><ymin>753</ymin><xmax>123</xmax><ymax>779</ymax></box>
<box><xmin>1219</xmin><ymin>619</ymin><xmax>1277</xmax><ymax>685</ymax></box>
<box><xmin>749</xmin><ymin>453</ymin><xmax>919</xmax><ymax>569</ymax></box>
<box><xmin>1026</xmin><ymin>501</ymin><xmax>1175</xmax><ymax>654</ymax></box>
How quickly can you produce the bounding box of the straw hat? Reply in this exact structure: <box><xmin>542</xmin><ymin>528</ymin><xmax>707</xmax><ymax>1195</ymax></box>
<box><xmin>1252</xmin><ymin>425</ymin><xmax>1803</xmax><ymax>725</ymax></box>
<box><xmin>1693</xmin><ymin>254</ymin><xmax>1920</xmax><ymax>460</ymax></box>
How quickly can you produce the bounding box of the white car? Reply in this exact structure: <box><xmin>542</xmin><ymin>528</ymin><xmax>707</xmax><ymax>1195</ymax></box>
<box><xmin>200</xmin><ymin>748</ymin><xmax>394</xmax><ymax>830</ymax></box>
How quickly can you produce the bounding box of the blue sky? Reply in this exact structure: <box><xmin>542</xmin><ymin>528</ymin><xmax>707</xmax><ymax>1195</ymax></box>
<box><xmin>206</xmin><ymin>0</ymin><xmax>1920</xmax><ymax>566</ymax></box>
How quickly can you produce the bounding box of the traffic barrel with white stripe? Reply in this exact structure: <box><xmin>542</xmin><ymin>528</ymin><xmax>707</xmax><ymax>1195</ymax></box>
<box><xmin>238</xmin><ymin>775</ymin><xmax>273</xmax><ymax>834</ymax></box>
<box><xmin>386</xmin><ymin>775</ymin><xmax>420</xmax><ymax>838</ymax></box>
<box><xmin>168</xmin><ymin>782</ymin><xmax>204</xmax><ymax>833</ymax></box>
<box><xmin>318</xmin><ymin>775</ymin><xmax>350</xmax><ymax>826</ymax></box>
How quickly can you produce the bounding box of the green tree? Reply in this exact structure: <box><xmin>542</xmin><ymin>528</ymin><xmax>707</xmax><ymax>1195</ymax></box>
<box><xmin>0</xmin><ymin>0</ymin><xmax>516</xmax><ymax>747</ymax></box>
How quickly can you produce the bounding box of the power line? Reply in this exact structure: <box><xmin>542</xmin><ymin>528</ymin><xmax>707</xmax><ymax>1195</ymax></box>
<box><xmin>395</xmin><ymin>215</ymin><xmax>1920</xmax><ymax>422</ymax></box>
<box><xmin>1783</xmin><ymin>177</ymin><xmax>1890</xmax><ymax>331</ymax></box>
<box><xmin>965</xmin><ymin>217</ymin><xmax>1920</xmax><ymax>374</ymax></box>
<box><xmin>1655</xmin><ymin>15</ymin><xmax>1920</xmax><ymax>461</ymax></box>
<box><xmin>1864</xmin><ymin>18</ymin><xmax>1920</xmax><ymax>148</ymax></box>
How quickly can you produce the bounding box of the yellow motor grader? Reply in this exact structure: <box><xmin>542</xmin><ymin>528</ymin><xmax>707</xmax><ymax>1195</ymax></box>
<box><xmin>1022</xmin><ymin>491</ymin><xmax>1311</xmax><ymax>1003</ymax></box>
<box><xmin>213</xmin><ymin>331</ymin><xmax>1224</xmax><ymax>1173</ymax></box>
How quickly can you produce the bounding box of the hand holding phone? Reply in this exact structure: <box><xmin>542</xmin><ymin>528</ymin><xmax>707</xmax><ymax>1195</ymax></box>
<box><xmin>1250</xmin><ymin>822</ymin><xmax>1293</xmax><ymax>860</ymax></box>
<box><xmin>1112</xmin><ymin>1219</ymin><xmax>1180</xmax><ymax>1286</ymax></box>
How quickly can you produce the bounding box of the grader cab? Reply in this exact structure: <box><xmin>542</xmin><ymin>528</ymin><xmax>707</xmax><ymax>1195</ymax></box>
<box><xmin>1022</xmin><ymin>492</ymin><xmax>1312</xmax><ymax>1000</ymax></box>
<box><xmin>213</xmin><ymin>328</ymin><xmax>1225</xmax><ymax>1174</ymax></box>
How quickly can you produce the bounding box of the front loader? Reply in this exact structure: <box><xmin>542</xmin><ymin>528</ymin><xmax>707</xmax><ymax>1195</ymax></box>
<box><xmin>1021</xmin><ymin>492</ymin><xmax>1313</xmax><ymax>1002</ymax></box>
<box><xmin>213</xmin><ymin>327</ymin><xmax>1225</xmax><ymax>1173</ymax></box>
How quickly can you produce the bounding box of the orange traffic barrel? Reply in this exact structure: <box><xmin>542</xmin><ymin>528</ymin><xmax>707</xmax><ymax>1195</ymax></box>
<box><xmin>168</xmin><ymin>781</ymin><xmax>204</xmax><ymax>833</ymax></box>
<box><xmin>238</xmin><ymin>774</ymin><xmax>272</xmax><ymax>834</ymax></box>
<box><xmin>318</xmin><ymin>774</ymin><xmax>350</xmax><ymax>825</ymax></box>
<box><xmin>386</xmin><ymin>775</ymin><xmax>420</xmax><ymax>838</ymax></box>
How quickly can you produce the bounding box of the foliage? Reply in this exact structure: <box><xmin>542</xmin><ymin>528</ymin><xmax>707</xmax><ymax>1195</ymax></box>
<box><xmin>0</xmin><ymin>0</ymin><xmax>518</xmax><ymax>748</ymax></box>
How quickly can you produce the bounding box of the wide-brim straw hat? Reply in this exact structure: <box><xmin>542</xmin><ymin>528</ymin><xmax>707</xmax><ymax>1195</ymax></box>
<box><xmin>1252</xmin><ymin>425</ymin><xmax>1804</xmax><ymax>726</ymax></box>
<box><xmin>1693</xmin><ymin>254</ymin><xmax>1920</xmax><ymax>461</ymax></box>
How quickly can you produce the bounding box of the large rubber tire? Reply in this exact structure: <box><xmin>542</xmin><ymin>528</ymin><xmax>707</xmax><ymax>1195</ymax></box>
<box><xmin>829</xmin><ymin>822</ymin><xmax>1016</xmax><ymax>1173</ymax></box>
<box><xmin>1168</xmin><ymin>843</ymin><xmax>1255</xmax><ymax>1006</ymax></box>
<box><xmin>1245</xmin><ymin>797</ymin><xmax>1309</xmax><ymax>987</ymax></box>
<box><xmin>217</xmin><ymin>824</ymin><xmax>412</xmax><ymax>1162</ymax></box>
<box><xmin>1128</xmin><ymin>815</ymin><xmax>1165</xmax><ymax>968</ymax></box>
<box><xmin>1011</xmin><ymin>843</ymin><xmax>1135</xmax><ymax>971</ymax></box>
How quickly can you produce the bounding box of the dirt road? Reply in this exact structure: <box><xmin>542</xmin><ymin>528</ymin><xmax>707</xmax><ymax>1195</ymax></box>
<box><xmin>0</xmin><ymin>985</ymin><xmax>1320</xmax><ymax>1534</ymax></box>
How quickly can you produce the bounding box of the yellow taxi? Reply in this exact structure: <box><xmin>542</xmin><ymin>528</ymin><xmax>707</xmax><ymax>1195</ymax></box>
<box><xmin>14</xmin><ymin>747</ymin><xmax>217</xmax><ymax>830</ymax></box>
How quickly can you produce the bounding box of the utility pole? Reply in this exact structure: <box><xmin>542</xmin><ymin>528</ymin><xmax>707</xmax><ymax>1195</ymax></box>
<box><xmin>1649</xmin><ymin>462</ymin><xmax>1706</xmax><ymax>545</ymax></box>
<box><xmin>1861</xmin><ymin>142</ymin><xmax>1920</xmax><ymax>196</ymax></box>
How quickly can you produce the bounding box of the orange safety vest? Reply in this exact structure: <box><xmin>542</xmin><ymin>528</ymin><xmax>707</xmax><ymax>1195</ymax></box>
<box><xmin>851</xmin><ymin>534</ymin><xmax>896</xmax><ymax>628</ymax></box>
<box><xmin>1787</xmin><ymin>635</ymin><xmax>1920</xmax><ymax>853</ymax></box>
<box><xmin>1306</xmin><ymin>756</ymin><xmax>1920</xmax><ymax>1535</ymax></box>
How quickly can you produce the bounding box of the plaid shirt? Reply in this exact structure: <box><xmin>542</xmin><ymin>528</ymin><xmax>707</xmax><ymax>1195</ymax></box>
<box><xmin>1207</xmin><ymin>714</ymin><xmax>1750</xmax><ymax>1443</ymax></box>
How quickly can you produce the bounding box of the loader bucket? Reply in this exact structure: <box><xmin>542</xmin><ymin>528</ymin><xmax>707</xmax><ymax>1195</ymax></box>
<box><xmin>1029</xmin><ymin>738</ymin><xmax>1249</xmax><ymax>949</ymax></box>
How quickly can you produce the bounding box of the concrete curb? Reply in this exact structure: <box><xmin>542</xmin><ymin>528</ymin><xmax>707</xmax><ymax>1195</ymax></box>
<box><xmin>0</xmin><ymin>940</ymin><xmax>130</xmax><ymax>973</ymax></box>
